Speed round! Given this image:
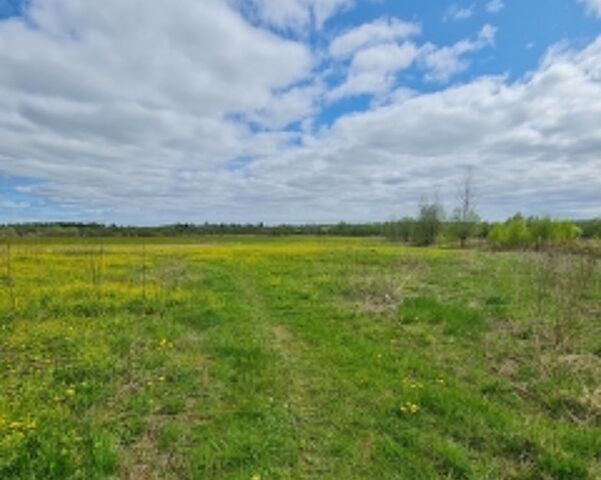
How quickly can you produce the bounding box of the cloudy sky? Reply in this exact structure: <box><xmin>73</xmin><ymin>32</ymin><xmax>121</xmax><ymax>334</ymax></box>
<box><xmin>0</xmin><ymin>0</ymin><xmax>600</xmax><ymax>224</ymax></box>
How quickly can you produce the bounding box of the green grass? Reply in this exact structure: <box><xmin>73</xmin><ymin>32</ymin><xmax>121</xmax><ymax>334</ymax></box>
<box><xmin>0</xmin><ymin>237</ymin><xmax>599</xmax><ymax>479</ymax></box>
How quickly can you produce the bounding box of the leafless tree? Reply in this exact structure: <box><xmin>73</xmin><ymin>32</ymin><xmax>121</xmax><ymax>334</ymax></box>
<box><xmin>451</xmin><ymin>167</ymin><xmax>480</xmax><ymax>247</ymax></box>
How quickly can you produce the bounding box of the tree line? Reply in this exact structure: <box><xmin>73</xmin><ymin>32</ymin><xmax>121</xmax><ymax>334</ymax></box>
<box><xmin>0</xmin><ymin>217</ymin><xmax>600</xmax><ymax>247</ymax></box>
<box><xmin>0</xmin><ymin>222</ymin><xmax>383</xmax><ymax>238</ymax></box>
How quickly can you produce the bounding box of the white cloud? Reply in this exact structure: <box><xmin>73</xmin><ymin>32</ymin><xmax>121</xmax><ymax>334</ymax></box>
<box><xmin>312</xmin><ymin>0</ymin><xmax>354</xmax><ymax>29</ymax></box>
<box><xmin>329</xmin><ymin>17</ymin><xmax>420</xmax><ymax>59</ymax></box>
<box><xmin>486</xmin><ymin>0</ymin><xmax>505</xmax><ymax>13</ymax></box>
<box><xmin>244</xmin><ymin>37</ymin><xmax>601</xmax><ymax>222</ymax></box>
<box><xmin>0</xmin><ymin>200</ymin><xmax>29</xmax><ymax>209</ymax></box>
<box><xmin>0</xmin><ymin>0</ymin><xmax>315</xmax><ymax>222</ymax></box>
<box><xmin>579</xmin><ymin>0</ymin><xmax>601</xmax><ymax>17</ymax></box>
<box><xmin>420</xmin><ymin>25</ymin><xmax>497</xmax><ymax>82</ymax></box>
<box><xmin>248</xmin><ymin>82</ymin><xmax>325</xmax><ymax>129</ymax></box>
<box><xmin>234</xmin><ymin>0</ymin><xmax>354</xmax><ymax>32</ymax></box>
<box><xmin>328</xmin><ymin>21</ymin><xmax>494</xmax><ymax>99</ymax></box>
<box><xmin>325</xmin><ymin>17</ymin><xmax>424</xmax><ymax>101</ymax></box>
<box><xmin>0</xmin><ymin>2</ymin><xmax>600</xmax><ymax>223</ymax></box>
<box><xmin>329</xmin><ymin>42</ymin><xmax>418</xmax><ymax>99</ymax></box>
<box><xmin>443</xmin><ymin>4</ymin><xmax>474</xmax><ymax>22</ymax></box>
<box><xmin>478</xmin><ymin>24</ymin><xmax>498</xmax><ymax>44</ymax></box>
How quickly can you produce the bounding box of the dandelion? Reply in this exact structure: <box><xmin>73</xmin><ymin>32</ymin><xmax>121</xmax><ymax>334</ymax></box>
<box><xmin>65</xmin><ymin>388</ymin><xmax>75</xmax><ymax>396</ymax></box>
<box><xmin>251</xmin><ymin>475</ymin><xmax>261</xmax><ymax>480</ymax></box>
<box><xmin>400</xmin><ymin>401</ymin><xmax>420</xmax><ymax>415</ymax></box>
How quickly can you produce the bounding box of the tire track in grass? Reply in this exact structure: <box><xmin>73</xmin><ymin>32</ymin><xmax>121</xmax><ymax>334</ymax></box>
<box><xmin>232</xmin><ymin>259</ymin><xmax>336</xmax><ymax>479</ymax></box>
<box><xmin>175</xmin><ymin>262</ymin><xmax>302</xmax><ymax>478</ymax></box>
<box><xmin>270</xmin><ymin>324</ymin><xmax>325</xmax><ymax>477</ymax></box>
<box><xmin>213</xmin><ymin>258</ymin><xmax>332</xmax><ymax>478</ymax></box>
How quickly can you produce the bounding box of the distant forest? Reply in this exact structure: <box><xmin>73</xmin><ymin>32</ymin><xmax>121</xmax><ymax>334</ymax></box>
<box><xmin>0</xmin><ymin>222</ymin><xmax>380</xmax><ymax>238</ymax></box>
<box><xmin>1</xmin><ymin>217</ymin><xmax>601</xmax><ymax>243</ymax></box>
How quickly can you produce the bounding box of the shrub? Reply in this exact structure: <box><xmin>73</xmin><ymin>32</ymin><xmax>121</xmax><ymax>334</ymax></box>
<box><xmin>528</xmin><ymin>217</ymin><xmax>581</xmax><ymax>248</ymax></box>
<box><xmin>488</xmin><ymin>215</ymin><xmax>533</xmax><ymax>249</ymax></box>
<box><xmin>488</xmin><ymin>215</ymin><xmax>580</xmax><ymax>250</ymax></box>
<box><xmin>414</xmin><ymin>202</ymin><xmax>444</xmax><ymax>246</ymax></box>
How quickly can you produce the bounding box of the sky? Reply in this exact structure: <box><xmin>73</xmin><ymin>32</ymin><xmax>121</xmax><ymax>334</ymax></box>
<box><xmin>0</xmin><ymin>0</ymin><xmax>600</xmax><ymax>225</ymax></box>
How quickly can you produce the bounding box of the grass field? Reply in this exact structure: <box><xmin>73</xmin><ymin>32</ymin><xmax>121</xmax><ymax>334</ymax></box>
<box><xmin>0</xmin><ymin>237</ymin><xmax>600</xmax><ymax>479</ymax></box>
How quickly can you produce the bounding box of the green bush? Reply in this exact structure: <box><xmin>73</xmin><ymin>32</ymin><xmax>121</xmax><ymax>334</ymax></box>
<box><xmin>488</xmin><ymin>215</ymin><xmax>534</xmax><ymax>249</ymax></box>
<box><xmin>413</xmin><ymin>203</ymin><xmax>444</xmax><ymax>246</ymax></box>
<box><xmin>488</xmin><ymin>215</ymin><xmax>580</xmax><ymax>249</ymax></box>
<box><xmin>528</xmin><ymin>217</ymin><xmax>581</xmax><ymax>248</ymax></box>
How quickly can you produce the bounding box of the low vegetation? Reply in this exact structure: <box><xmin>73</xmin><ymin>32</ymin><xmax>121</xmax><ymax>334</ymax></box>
<box><xmin>1</xmin><ymin>237</ymin><xmax>599</xmax><ymax>479</ymax></box>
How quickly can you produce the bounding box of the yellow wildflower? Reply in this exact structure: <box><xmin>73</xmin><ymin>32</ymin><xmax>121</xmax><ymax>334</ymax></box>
<box><xmin>400</xmin><ymin>401</ymin><xmax>420</xmax><ymax>415</ymax></box>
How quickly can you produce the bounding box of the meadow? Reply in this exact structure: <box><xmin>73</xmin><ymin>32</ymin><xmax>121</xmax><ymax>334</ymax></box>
<box><xmin>0</xmin><ymin>236</ymin><xmax>599</xmax><ymax>479</ymax></box>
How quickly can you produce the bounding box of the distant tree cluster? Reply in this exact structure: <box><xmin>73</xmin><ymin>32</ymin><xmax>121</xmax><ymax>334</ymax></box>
<box><xmin>384</xmin><ymin>169</ymin><xmax>479</xmax><ymax>247</ymax></box>
<box><xmin>488</xmin><ymin>215</ymin><xmax>582</xmax><ymax>249</ymax></box>
<box><xmin>383</xmin><ymin>213</ymin><xmax>593</xmax><ymax>249</ymax></box>
<box><xmin>382</xmin><ymin>168</ymin><xmax>598</xmax><ymax>249</ymax></box>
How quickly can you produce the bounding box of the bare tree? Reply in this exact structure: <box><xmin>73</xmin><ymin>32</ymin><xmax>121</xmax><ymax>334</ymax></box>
<box><xmin>451</xmin><ymin>167</ymin><xmax>480</xmax><ymax>248</ymax></box>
